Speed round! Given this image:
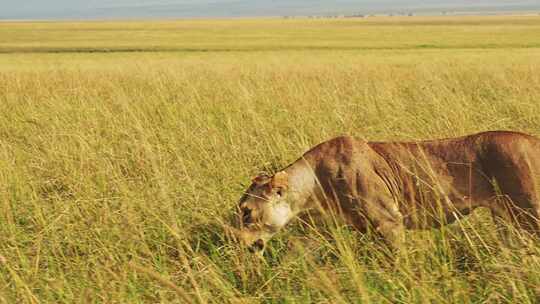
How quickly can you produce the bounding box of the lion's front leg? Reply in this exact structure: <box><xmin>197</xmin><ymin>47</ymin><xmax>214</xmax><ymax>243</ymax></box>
<box><xmin>375</xmin><ymin>219</ymin><xmax>406</xmax><ymax>250</ymax></box>
<box><xmin>361</xmin><ymin>196</ymin><xmax>406</xmax><ymax>250</ymax></box>
<box><xmin>347</xmin><ymin>151</ymin><xmax>407</xmax><ymax>250</ymax></box>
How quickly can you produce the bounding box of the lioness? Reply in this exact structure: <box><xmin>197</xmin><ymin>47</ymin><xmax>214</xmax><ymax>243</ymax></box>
<box><xmin>233</xmin><ymin>131</ymin><xmax>540</xmax><ymax>251</ymax></box>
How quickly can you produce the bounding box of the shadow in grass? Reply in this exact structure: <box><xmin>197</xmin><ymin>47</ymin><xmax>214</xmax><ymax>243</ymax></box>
<box><xmin>186</xmin><ymin>221</ymin><xmax>236</xmax><ymax>257</ymax></box>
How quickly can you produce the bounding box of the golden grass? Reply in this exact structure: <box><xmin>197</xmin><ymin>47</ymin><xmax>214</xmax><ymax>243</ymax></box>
<box><xmin>2</xmin><ymin>15</ymin><xmax>540</xmax><ymax>53</ymax></box>
<box><xmin>0</xmin><ymin>16</ymin><xmax>539</xmax><ymax>303</ymax></box>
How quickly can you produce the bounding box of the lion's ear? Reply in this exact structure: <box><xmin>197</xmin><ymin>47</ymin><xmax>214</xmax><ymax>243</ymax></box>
<box><xmin>271</xmin><ymin>171</ymin><xmax>288</xmax><ymax>190</ymax></box>
<box><xmin>252</xmin><ymin>172</ymin><xmax>271</xmax><ymax>185</ymax></box>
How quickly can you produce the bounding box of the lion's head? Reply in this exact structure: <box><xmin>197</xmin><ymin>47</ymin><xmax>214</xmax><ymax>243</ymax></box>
<box><xmin>234</xmin><ymin>171</ymin><xmax>292</xmax><ymax>252</ymax></box>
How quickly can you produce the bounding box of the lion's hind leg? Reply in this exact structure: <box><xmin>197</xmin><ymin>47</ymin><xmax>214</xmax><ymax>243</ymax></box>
<box><xmin>484</xmin><ymin>145</ymin><xmax>540</xmax><ymax>238</ymax></box>
<box><xmin>488</xmin><ymin>192</ymin><xmax>540</xmax><ymax>243</ymax></box>
<box><xmin>500</xmin><ymin>183</ymin><xmax>540</xmax><ymax>238</ymax></box>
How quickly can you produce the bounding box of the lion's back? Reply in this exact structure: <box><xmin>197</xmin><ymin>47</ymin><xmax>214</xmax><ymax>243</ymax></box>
<box><xmin>475</xmin><ymin>130</ymin><xmax>540</xmax><ymax>162</ymax></box>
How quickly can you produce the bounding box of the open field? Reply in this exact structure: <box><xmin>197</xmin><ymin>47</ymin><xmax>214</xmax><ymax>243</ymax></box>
<box><xmin>2</xmin><ymin>15</ymin><xmax>540</xmax><ymax>53</ymax></box>
<box><xmin>1</xmin><ymin>16</ymin><xmax>540</xmax><ymax>303</ymax></box>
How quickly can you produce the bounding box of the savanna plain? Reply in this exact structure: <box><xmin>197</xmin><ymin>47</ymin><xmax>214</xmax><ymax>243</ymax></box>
<box><xmin>1</xmin><ymin>15</ymin><xmax>540</xmax><ymax>303</ymax></box>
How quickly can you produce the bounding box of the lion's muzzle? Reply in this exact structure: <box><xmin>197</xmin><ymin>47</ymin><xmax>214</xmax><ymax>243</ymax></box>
<box><xmin>248</xmin><ymin>239</ymin><xmax>265</xmax><ymax>252</ymax></box>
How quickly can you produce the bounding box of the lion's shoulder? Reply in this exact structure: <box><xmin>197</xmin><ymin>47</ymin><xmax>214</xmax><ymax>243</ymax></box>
<box><xmin>304</xmin><ymin>136</ymin><xmax>366</xmax><ymax>156</ymax></box>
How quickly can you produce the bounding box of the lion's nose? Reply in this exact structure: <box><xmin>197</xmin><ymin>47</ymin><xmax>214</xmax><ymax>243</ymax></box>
<box><xmin>248</xmin><ymin>239</ymin><xmax>265</xmax><ymax>253</ymax></box>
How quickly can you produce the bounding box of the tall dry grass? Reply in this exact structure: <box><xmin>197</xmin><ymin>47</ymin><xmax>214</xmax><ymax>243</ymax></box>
<box><xmin>1</xmin><ymin>17</ymin><xmax>540</xmax><ymax>303</ymax></box>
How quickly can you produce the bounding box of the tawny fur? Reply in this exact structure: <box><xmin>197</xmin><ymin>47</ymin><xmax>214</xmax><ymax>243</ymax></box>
<box><xmin>235</xmin><ymin>131</ymin><xmax>540</xmax><ymax>249</ymax></box>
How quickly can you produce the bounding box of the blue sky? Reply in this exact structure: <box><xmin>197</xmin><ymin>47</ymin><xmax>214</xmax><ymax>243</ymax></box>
<box><xmin>1</xmin><ymin>0</ymin><xmax>539</xmax><ymax>19</ymax></box>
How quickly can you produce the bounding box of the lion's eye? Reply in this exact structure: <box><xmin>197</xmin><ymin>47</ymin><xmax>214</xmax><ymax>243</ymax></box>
<box><xmin>276</xmin><ymin>189</ymin><xmax>283</xmax><ymax>197</ymax></box>
<box><xmin>242</xmin><ymin>208</ymin><xmax>252</xmax><ymax>223</ymax></box>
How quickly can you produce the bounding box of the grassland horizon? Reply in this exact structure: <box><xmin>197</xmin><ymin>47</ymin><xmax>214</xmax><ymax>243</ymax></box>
<box><xmin>0</xmin><ymin>15</ymin><xmax>539</xmax><ymax>303</ymax></box>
